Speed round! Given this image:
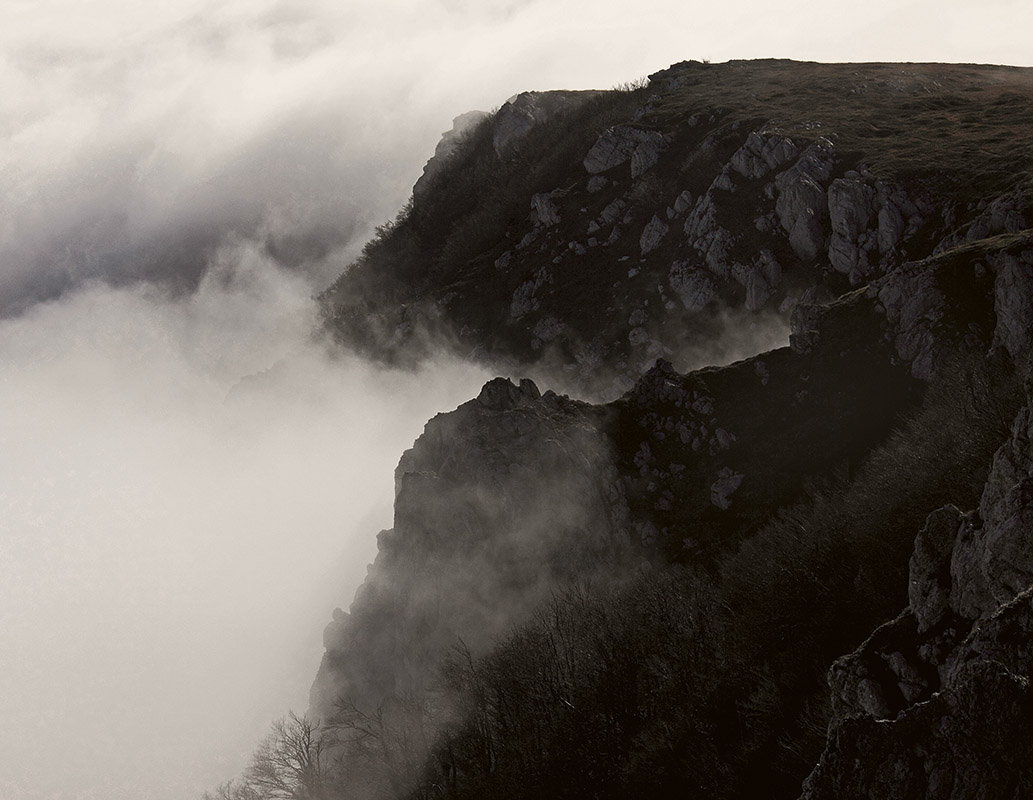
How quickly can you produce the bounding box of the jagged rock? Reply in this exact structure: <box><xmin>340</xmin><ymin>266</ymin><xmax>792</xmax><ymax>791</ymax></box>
<box><xmin>531</xmin><ymin>192</ymin><xmax>562</xmax><ymax>227</ymax></box>
<box><xmin>587</xmin><ymin>175</ymin><xmax>608</xmax><ymax>192</ymax></box>
<box><xmin>712</xmin><ymin>170</ymin><xmax>735</xmax><ymax>192</ymax></box>
<box><xmin>909</xmin><ymin>505</ymin><xmax>964</xmax><ymax>634</ymax></box>
<box><xmin>811</xmin><ymin>370</ymin><xmax>1033</xmax><ymax>798</ymax></box>
<box><xmin>631</xmin><ymin>133</ymin><xmax>665</xmax><ymax>178</ymax></box>
<box><xmin>729</xmin><ymin>130</ymin><xmax>801</xmax><ymax>180</ymax></box>
<box><xmin>639</xmin><ymin>215</ymin><xmax>669</xmax><ymax>255</ymax></box>
<box><xmin>684</xmin><ymin>193</ymin><xmax>737</xmax><ymax>277</ymax></box>
<box><xmin>803</xmin><ymin>660</ymin><xmax>1033</xmax><ymax>800</ymax></box>
<box><xmin>963</xmin><ymin>192</ymin><xmax>1032</xmax><ymax>242</ymax></box>
<box><xmin>493</xmin><ymin>91</ymin><xmax>600</xmax><ymax>156</ymax></box>
<box><xmin>311</xmin><ymin>377</ymin><xmax>632</xmax><ymax>712</ymax></box>
<box><xmin>828</xmin><ymin>178</ymin><xmax>878</xmax><ymax>279</ymax></box>
<box><xmin>583</xmin><ymin>125</ymin><xmax>666</xmax><ymax>177</ymax></box>
<box><xmin>774</xmin><ymin>138</ymin><xmax>834</xmax><ymax>260</ymax></box>
<box><xmin>827</xmin><ymin>611</ymin><xmax>920</xmax><ymax>722</ymax></box>
<box><xmin>598</xmin><ymin>197</ymin><xmax>628</xmax><ymax>226</ymax></box>
<box><xmin>992</xmin><ymin>248</ymin><xmax>1033</xmax><ymax>361</ymax></box>
<box><xmin>951</xmin><ymin>399</ymin><xmax>1033</xmax><ymax>618</ymax></box>
<box><xmin>476</xmin><ymin>376</ymin><xmax>542</xmax><ymax>408</ymax></box>
<box><xmin>945</xmin><ymin>586</ymin><xmax>1033</xmax><ymax>685</ymax></box>
<box><xmin>669</xmin><ymin>261</ymin><xmax>716</xmax><ymax>311</ymax></box>
<box><xmin>876</xmin><ymin>185</ymin><xmax>918</xmax><ymax>255</ymax></box>
<box><xmin>673</xmin><ymin>189</ymin><xmax>693</xmax><ymax>215</ymax></box>
<box><xmin>510</xmin><ymin>269</ymin><xmax>551</xmax><ymax>318</ymax></box>
<box><xmin>875</xmin><ymin>265</ymin><xmax>946</xmax><ymax>380</ymax></box>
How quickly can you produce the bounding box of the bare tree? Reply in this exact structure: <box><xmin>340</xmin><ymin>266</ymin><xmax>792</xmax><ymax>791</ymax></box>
<box><xmin>330</xmin><ymin>694</ymin><xmax>437</xmax><ymax>796</ymax></box>
<box><xmin>243</xmin><ymin>711</ymin><xmax>336</xmax><ymax>800</ymax></box>
<box><xmin>202</xmin><ymin>779</ymin><xmax>262</xmax><ymax>800</ymax></box>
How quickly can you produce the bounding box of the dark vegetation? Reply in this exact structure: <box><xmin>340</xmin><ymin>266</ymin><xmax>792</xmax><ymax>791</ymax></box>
<box><xmin>320</xmin><ymin>60</ymin><xmax>1033</xmax><ymax>386</ymax></box>
<box><xmin>647</xmin><ymin>60</ymin><xmax>1033</xmax><ymax>199</ymax></box>
<box><xmin>211</xmin><ymin>62</ymin><xmax>1033</xmax><ymax>800</ymax></box>
<box><xmin>210</xmin><ymin>348</ymin><xmax>1021</xmax><ymax>800</ymax></box>
<box><xmin>613</xmin><ymin>292</ymin><xmax>925</xmax><ymax>562</ymax></box>
<box><xmin>395</xmin><ymin>350</ymin><xmax>1021</xmax><ymax>800</ymax></box>
<box><xmin>318</xmin><ymin>86</ymin><xmax>651</xmax><ymax>366</ymax></box>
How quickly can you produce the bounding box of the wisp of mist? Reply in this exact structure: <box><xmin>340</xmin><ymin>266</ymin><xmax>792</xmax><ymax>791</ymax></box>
<box><xmin>5</xmin><ymin>2</ymin><xmax>1030</xmax><ymax>798</ymax></box>
<box><xmin>0</xmin><ymin>244</ymin><xmax>488</xmax><ymax>799</ymax></box>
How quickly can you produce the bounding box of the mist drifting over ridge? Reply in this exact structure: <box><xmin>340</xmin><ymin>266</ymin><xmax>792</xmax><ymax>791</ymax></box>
<box><xmin>0</xmin><ymin>245</ymin><xmax>490</xmax><ymax>799</ymax></box>
<box><xmin>4</xmin><ymin>1</ymin><xmax>1033</xmax><ymax>799</ymax></box>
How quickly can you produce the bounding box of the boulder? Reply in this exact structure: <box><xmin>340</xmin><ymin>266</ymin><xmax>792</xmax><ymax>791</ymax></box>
<box><xmin>639</xmin><ymin>215</ymin><xmax>670</xmax><ymax>255</ymax></box>
<box><xmin>584</xmin><ymin>125</ymin><xmax>667</xmax><ymax>177</ymax></box>
<box><xmin>669</xmin><ymin>261</ymin><xmax>716</xmax><ymax>311</ymax></box>
<box><xmin>827</xmin><ymin>178</ymin><xmax>878</xmax><ymax>278</ymax></box>
<box><xmin>531</xmin><ymin>193</ymin><xmax>562</xmax><ymax>227</ymax></box>
<box><xmin>729</xmin><ymin>130</ymin><xmax>801</xmax><ymax>180</ymax></box>
<box><xmin>909</xmin><ymin>506</ymin><xmax>964</xmax><ymax>633</ymax></box>
<box><xmin>774</xmin><ymin>138</ymin><xmax>835</xmax><ymax>260</ymax></box>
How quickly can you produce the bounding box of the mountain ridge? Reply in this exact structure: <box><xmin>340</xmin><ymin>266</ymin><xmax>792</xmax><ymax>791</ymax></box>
<box><xmin>211</xmin><ymin>60</ymin><xmax>1033</xmax><ymax>800</ymax></box>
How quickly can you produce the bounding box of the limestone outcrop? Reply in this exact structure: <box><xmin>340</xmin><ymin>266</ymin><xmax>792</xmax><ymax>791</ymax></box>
<box><xmin>801</xmin><ymin>236</ymin><xmax>1033</xmax><ymax>799</ymax></box>
<box><xmin>311</xmin><ymin>377</ymin><xmax>632</xmax><ymax>712</ymax></box>
<box><xmin>308</xmin><ymin>60</ymin><xmax>1033</xmax><ymax>800</ymax></box>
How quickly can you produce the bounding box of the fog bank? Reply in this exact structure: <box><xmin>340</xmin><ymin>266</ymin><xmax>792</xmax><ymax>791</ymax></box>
<box><xmin>0</xmin><ymin>247</ymin><xmax>488</xmax><ymax>799</ymax></box>
<box><xmin>4</xmin><ymin>1</ymin><xmax>1032</xmax><ymax>798</ymax></box>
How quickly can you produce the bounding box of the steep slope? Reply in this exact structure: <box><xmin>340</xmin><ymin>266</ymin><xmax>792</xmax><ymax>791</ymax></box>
<box><xmin>801</xmin><ymin>236</ymin><xmax>1033</xmax><ymax>799</ymax></box>
<box><xmin>320</xmin><ymin>59</ymin><xmax>1033</xmax><ymax>396</ymax></box>
<box><xmin>305</xmin><ymin>232</ymin><xmax>1029</xmax><ymax>800</ymax></box>
<box><xmin>213</xmin><ymin>61</ymin><xmax>1033</xmax><ymax>800</ymax></box>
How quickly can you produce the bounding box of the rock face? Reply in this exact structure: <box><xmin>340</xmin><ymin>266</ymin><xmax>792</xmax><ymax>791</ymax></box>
<box><xmin>311</xmin><ymin>378</ymin><xmax>632</xmax><ymax>711</ymax></box>
<box><xmin>801</xmin><ymin>238</ymin><xmax>1033</xmax><ymax>800</ymax></box>
<box><xmin>312</xmin><ymin>246</ymin><xmax>960</xmax><ymax>716</ymax></box>
<box><xmin>306</xmin><ymin>60</ymin><xmax>1033</xmax><ymax>800</ymax></box>
<box><xmin>321</xmin><ymin>61</ymin><xmax>1033</xmax><ymax>400</ymax></box>
<box><xmin>583</xmin><ymin>125</ymin><xmax>667</xmax><ymax>177</ymax></box>
<box><xmin>639</xmin><ymin>214</ymin><xmax>669</xmax><ymax>254</ymax></box>
<box><xmin>804</xmin><ymin>659</ymin><xmax>1033</xmax><ymax>800</ymax></box>
<box><xmin>493</xmin><ymin>90</ymin><xmax>601</xmax><ymax>156</ymax></box>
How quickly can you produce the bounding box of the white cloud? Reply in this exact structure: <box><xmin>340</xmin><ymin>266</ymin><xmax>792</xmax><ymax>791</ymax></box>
<box><xmin>3</xmin><ymin>0</ymin><xmax>1028</xmax><ymax>311</ymax></box>
<box><xmin>0</xmin><ymin>246</ymin><xmax>489</xmax><ymax>799</ymax></box>
<box><xmin>1</xmin><ymin>0</ymin><xmax>1031</xmax><ymax>796</ymax></box>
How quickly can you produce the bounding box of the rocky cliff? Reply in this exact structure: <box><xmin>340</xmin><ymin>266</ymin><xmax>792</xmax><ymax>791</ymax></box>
<box><xmin>320</xmin><ymin>59</ymin><xmax>1033</xmax><ymax>397</ymax></box>
<box><xmin>802</xmin><ymin>236</ymin><xmax>1033</xmax><ymax>799</ymax></box>
<box><xmin>225</xmin><ymin>60</ymin><xmax>1033</xmax><ymax>800</ymax></box>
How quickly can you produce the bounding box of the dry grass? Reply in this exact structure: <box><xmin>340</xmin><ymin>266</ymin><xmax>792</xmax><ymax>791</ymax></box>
<box><xmin>647</xmin><ymin>60</ymin><xmax>1033</xmax><ymax>198</ymax></box>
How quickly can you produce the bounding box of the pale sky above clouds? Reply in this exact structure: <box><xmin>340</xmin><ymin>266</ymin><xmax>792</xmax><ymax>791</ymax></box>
<box><xmin>1</xmin><ymin>0</ymin><xmax>1029</xmax><ymax>309</ymax></box>
<box><xmin>1</xmin><ymin>1</ymin><xmax>1030</xmax><ymax>798</ymax></box>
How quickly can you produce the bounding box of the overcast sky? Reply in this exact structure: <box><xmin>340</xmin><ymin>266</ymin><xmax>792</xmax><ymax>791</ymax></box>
<box><xmin>2</xmin><ymin>1</ymin><xmax>1031</xmax><ymax>798</ymax></box>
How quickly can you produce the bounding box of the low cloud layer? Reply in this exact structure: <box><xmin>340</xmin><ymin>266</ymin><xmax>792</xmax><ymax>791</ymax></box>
<box><xmin>0</xmin><ymin>247</ymin><xmax>489</xmax><ymax>799</ymax></box>
<box><xmin>3</xmin><ymin>1</ymin><xmax>1032</xmax><ymax>798</ymax></box>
